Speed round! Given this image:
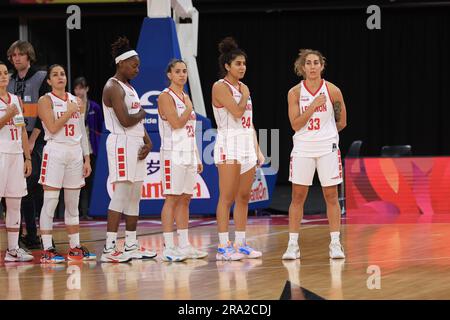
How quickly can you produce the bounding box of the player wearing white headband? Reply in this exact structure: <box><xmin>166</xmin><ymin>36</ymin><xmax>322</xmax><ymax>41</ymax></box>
<box><xmin>100</xmin><ymin>37</ymin><xmax>157</xmax><ymax>263</ymax></box>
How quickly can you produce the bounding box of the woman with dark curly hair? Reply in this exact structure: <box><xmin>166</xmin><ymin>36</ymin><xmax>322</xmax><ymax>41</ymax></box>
<box><xmin>100</xmin><ymin>37</ymin><xmax>156</xmax><ymax>263</ymax></box>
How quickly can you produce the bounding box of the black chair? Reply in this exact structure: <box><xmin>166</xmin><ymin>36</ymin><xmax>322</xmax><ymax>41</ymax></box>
<box><xmin>347</xmin><ymin>140</ymin><xmax>363</xmax><ymax>158</ymax></box>
<box><xmin>339</xmin><ymin>140</ymin><xmax>363</xmax><ymax>215</ymax></box>
<box><xmin>381</xmin><ymin>145</ymin><xmax>412</xmax><ymax>157</ymax></box>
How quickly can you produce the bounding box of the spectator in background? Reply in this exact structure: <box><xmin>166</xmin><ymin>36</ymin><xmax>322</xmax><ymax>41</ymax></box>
<box><xmin>6</xmin><ymin>40</ymin><xmax>49</xmax><ymax>250</ymax></box>
<box><xmin>73</xmin><ymin>76</ymin><xmax>103</xmax><ymax>218</ymax></box>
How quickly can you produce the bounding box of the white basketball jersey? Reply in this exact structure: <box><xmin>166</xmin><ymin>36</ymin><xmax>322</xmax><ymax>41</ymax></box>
<box><xmin>158</xmin><ymin>88</ymin><xmax>197</xmax><ymax>152</ymax></box>
<box><xmin>292</xmin><ymin>80</ymin><xmax>339</xmax><ymax>157</ymax></box>
<box><xmin>103</xmin><ymin>78</ymin><xmax>144</xmax><ymax>138</ymax></box>
<box><xmin>213</xmin><ymin>79</ymin><xmax>253</xmax><ymax>138</ymax></box>
<box><xmin>42</xmin><ymin>92</ymin><xmax>82</xmax><ymax>145</ymax></box>
<box><xmin>0</xmin><ymin>93</ymin><xmax>23</xmax><ymax>153</ymax></box>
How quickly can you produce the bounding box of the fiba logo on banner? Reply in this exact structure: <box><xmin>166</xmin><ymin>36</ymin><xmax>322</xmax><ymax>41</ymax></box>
<box><xmin>106</xmin><ymin>152</ymin><xmax>211</xmax><ymax>200</ymax></box>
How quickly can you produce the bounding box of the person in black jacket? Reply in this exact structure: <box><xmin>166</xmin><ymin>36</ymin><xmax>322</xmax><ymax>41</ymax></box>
<box><xmin>6</xmin><ymin>40</ymin><xmax>49</xmax><ymax>249</ymax></box>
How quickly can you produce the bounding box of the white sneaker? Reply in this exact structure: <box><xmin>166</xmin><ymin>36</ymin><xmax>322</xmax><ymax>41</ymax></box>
<box><xmin>162</xmin><ymin>246</ymin><xmax>187</xmax><ymax>262</ymax></box>
<box><xmin>5</xmin><ymin>248</ymin><xmax>34</xmax><ymax>262</ymax></box>
<box><xmin>124</xmin><ymin>243</ymin><xmax>157</xmax><ymax>260</ymax></box>
<box><xmin>235</xmin><ymin>242</ymin><xmax>262</xmax><ymax>259</ymax></box>
<box><xmin>178</xmin><ymin>245</ymin><xmax>208</xmax><ymax>259</ymax></box>
<box><xmin>282</xmin><ymin>243</ymin><xmax>300</xmax><ymax>260</ymax></box>
<box><xmin>329</xmin><ymin>242</ymin><xmax>346</xmax><ymax>259</ymax></box>
<box><xmin>101</xmin><ymin>246</ymin><xmax>131</xmax><ymax>263</ymax></box>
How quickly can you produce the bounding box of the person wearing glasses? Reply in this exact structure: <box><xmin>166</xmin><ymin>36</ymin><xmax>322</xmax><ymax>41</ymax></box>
<box><xmin>6</xmin><ymin>40</ymin><xmax>49</xmax><ymax>250</ymax></box>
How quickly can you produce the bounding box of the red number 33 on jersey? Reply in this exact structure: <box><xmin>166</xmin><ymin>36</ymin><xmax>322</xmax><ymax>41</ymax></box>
<box><xmin>307</xmin><ymin>118</ymin><xmax>320</xmax><ymax>130</ymax></box>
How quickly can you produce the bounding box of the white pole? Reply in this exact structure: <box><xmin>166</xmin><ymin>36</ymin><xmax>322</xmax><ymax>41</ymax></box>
<box><xmin>66</xmin><ymin>27</ymin><xmax>72</xmax><ymax>92</ymax></box>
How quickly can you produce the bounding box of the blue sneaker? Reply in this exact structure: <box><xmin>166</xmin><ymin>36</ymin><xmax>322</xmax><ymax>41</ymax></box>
<box><xmin>236</xmin><ymin>242</ymin><xmax>262</xmax><ymax>259</ymax></box>
<box><xmin>216</xmin><ymin>241</ymin><xmax>244</xmax><ymax>261</ymax></box>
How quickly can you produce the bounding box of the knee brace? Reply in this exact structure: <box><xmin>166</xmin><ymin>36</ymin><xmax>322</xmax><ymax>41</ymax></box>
<box><xmin>5</xmin><ymin>198</ymin><xmax>21</xmax><ymax>229</ymax></box>
<box><xmin>64</xmin><ymin>189</ymin><xmax>80</xmax><ymax>226</ymax></box>
<box><xmin>40</xmin><ymin>190</ymin><xmax>60</xmax><ymax>231</ymax></box>
<box><xmin>124</xmin><ymin>182</ymin><xmax>142</xmax><ymax>217</ymax></box>
<box><xmin>109</xmin><ymin>182</ymin><xmax>133</xmax><ymax>214</ymax></box>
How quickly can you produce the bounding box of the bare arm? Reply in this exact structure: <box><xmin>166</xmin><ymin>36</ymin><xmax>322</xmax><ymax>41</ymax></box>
<box><xmin>138</xmin><ymin>128</ymin><xmax>153</xmax><ymax>160</ymax></box>
<box><xmin>212</xmin><ymin>82</ymin><xmax>249</xmax><ymax>119</ymax></box>
<box><xmin>38</xmin><ymin>95</ymin><xmax>78</xmax><ymax>134</ymax></box>
<box><xmin>288</xmin><ymin>85</ymin><xmax>322</xmax><ymax>132</ymax></box>
<box><xmin>21</xmin><ymin>127</ymin><xmax>32</xmax><ymax>177</ymax></box>
<box><xmin>19</xmin><ymin>99</ymin><xmax>32</xmax><ymax>177</ymax></box>
<box><xmin>21</xmin><ymin>127</ymin><xmax>31</xmax><ymax>160</ymax></box>
<box><xmin>28</xmin><ymin>127</ymin><xmax>41</xmax><ymax>147</ymax></box>
<box><xmin>79</xmin><ymin>114</ymin><xmax>90</xmax><ymax>157</ymax></box>
<box><xmin>157</xmin><ymin>92</ymin><xmax>193</xmax><ymax>129</ymax></box>
<box><xmin>327</xmin><ymin>82</ymin><xmax>347</xmax><ymax>132</ymax></box>
<box><xmin>103</xmin><ymin>80</ymin><xmax>146</xmax><ymax>128</ymax></box>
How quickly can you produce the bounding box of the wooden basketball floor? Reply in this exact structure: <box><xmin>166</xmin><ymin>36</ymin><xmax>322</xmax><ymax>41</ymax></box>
<box><xmin>1</xmin><ymin>215</ymin><xmax>450</xmax><ymax>300</ymax></box>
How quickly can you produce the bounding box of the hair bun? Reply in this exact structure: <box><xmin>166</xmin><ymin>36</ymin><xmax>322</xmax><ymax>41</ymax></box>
<box><xmin>111</xmin><ymin>36</ymin><xmax>131</xmax><ymax>58</ymax></box>
<box><xmin>218</xmin><ymin>37</ymin><xmax>239</xmax><ymax>54</ymax></box>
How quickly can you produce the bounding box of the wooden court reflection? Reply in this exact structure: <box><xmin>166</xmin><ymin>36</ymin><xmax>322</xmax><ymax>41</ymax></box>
<box><xmin>1</xmin><ymin>217</ymin><xmax>450</xmax><ymax>300</ymax></box>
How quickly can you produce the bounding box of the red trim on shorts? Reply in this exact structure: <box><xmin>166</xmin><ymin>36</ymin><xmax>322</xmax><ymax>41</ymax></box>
<box><xmin>40</xmin><ymin>152</ymin><xmax>49</xmax><ymax>183</ymax></box>
<box><xmin>302</xmin><ymin>79</ymin><xmax>324</xmax><ymax>96</ymax></box>
<box><xmin>289</xmin><ymin>156</ymin><xmax>292</xmax><ymax>179</ymax></box>
<box><xmin>337</xmin><ymin>150</ymin><xmax>342</xmax><ymax>178</ymax></box>
<box><xmin>117</xmin><ymin>147</ymin><xmax>126</xmax><ymax>177</ymax></box>
<box><xmin>164</xmin><ymin>159</ymin><xmax>171</xmax><ymax>190</ymax></box>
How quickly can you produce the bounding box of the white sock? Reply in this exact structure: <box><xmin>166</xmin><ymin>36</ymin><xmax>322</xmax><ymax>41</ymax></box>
<box><xmin>106</xmin><ymin>232</ymin><xmax>117</xmax><ymax>249</ymax></box>
<box><xmin>163</xmin><ymin>232</ymin><xmax>174</xmax><ymax>248</ymax></box>
<box><xmin>68</xmin><ymin>233</ymin><xmax>80</xmax><ymax>249</ymax></box>
<box><xmin>330</xmin><ymin>231</ymin><xmax>340</xmax><ymax>244</ymax></box>
<box><xmin>7</xmin><ymin>232</ymin><xmax>19</xmax><ymax>251</ymax></box>
<box><xmin>218</xmin><ymin>232</ymin><xmax>229</xmax><ymax>246</ymax></box>
<box><xmin>235</xmin><ymin>231</ymin><xmax>246</xmax><ymax>245</ymax></box>
<box><xmin>42</xmin><ymin>234</ymin><xmax>53</xmax><ymax>250</ymax></box>
<box><xmin>125</xmin><ymin>230</ymin><xmax>137</xmax><ymax>247</ymax></box>
<box><xmin>289</xmin><ymin>233</ymin><xmax>299</xmax><ymax>245</ymax></box>
<box><xmin>177</xmin><ymin>229</ymin><xmax>189</xmax><ymax>248</ymax></box>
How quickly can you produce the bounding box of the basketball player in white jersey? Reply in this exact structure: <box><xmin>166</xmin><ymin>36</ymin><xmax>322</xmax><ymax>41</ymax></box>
<box><xmin>100</xmin><ymin>37</ymin><xmax>157</xmax><ymax>263</ymax></box>
<box><xmin>283</xmin><ymin>49</ymin><xmax>347</xmax><ymax>260</ymax></box>
<box><xmin>37</xmin><ymin>64</ymin><xmax>96</xmax><ymax>263</ymax></box>
<box><xmin>0</xmin><ymin>60</ymin><xmax>33</xmax><ymax>262</ymax></box>
<box><xmin>212</xmin><ymin>37</ymin><xmax>265</xmax><ymax>261</ymax></box>
<box><xmin>157</xmin><ymin>59</ymin><xmax>208</xmax><ymax>262</ymax></box>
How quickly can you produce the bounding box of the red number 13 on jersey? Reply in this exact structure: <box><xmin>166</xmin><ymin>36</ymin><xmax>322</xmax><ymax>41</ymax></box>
<box><xmin>64</xmin><ymin>124</ymin><xmax>75</xmax><ymax>136</ymax></box>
